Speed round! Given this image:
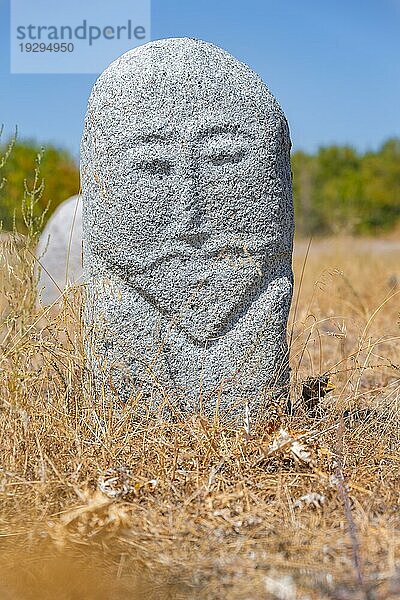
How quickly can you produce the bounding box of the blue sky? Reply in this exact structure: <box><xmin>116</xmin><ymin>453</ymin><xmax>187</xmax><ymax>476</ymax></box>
<box><xmin>0</xmin><ymin>0</ymin><xmax>399</xmax><ymax>159</ymax></box>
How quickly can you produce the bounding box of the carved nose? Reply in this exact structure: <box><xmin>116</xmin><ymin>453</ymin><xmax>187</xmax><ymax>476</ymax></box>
<box><xmin>173</xmin><ymin>177</ymin><xmax>210</xmax><ymax>246</ymax></box>
<box><xmin>174</xmin><ymin>208</ymin><xmax>203</xmax><ymax>245</ymax></box>
<box><xmin>180</xmin><ymin>176</ymin><xmax>197</xmax><ymax>208</ymax></box>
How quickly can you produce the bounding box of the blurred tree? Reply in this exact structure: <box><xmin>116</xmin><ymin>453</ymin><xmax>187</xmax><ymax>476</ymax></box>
<box><xmin>359</xmin><ymin>138</ymin><xmax>400</xmax><ymax>233</ymax></box>
<box><xmin>291</xmin><ymin>150</ymin><xmax>318</xmax><ymax>235</ymax></box>
<box><xmin>292</xmin><ymin>138</ymin><xmax>400</xmax><ymax>236</ymax></box>
<box><xmin>0</xmin><ymin>138</ymin><xmax>79</xmax><ymax>233</ymax></box>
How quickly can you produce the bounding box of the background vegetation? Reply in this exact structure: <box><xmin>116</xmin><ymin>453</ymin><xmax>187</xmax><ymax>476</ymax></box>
<box><xmin>0</xmin><ymin>136</ymin><xmax>399</xmax><ymax>236</ymax></box>
<box><xmin>0</xmin><ymin>137</ymin><xmax>79</xmax><ymax>233</ymax></box>
<box><xmin>292</xmin><ymin>138</ymin><xmax>400</xmax><ymax>236</ymax></box>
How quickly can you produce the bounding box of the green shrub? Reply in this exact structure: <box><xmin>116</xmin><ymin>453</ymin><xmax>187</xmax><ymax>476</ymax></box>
<box><xmin>292</xmin><ymin>138</ymin><xmax>400</xmax><ymax>236</ymax></box>
<box><xmin>0</xmin><ymin>137</ymin><xmax>79</xmax><ymax>233</ymax></box>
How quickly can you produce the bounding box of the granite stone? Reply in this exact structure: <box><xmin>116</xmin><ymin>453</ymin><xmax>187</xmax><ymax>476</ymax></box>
<box><xmin>37</xmin><ymin>195</ymin><xmax>83</xmax><ymax>304</ymax></box>
<box><xmin>81</xmin><ymin>37</ymin><xmax>294</xmax><ymax>423</ymax></box>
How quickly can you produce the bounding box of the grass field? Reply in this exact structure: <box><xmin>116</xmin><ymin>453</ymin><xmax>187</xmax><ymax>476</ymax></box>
<box><xmin>0</xmin><ymin>235</ymin><xmax>399</xmax><ymax>599</ymax></box>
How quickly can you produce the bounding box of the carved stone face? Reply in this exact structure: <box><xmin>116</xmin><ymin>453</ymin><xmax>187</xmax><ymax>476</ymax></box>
<box><xmin>82</xmin><ymin>38</ymin><xmax>293</xmax><ymax>345</ymax></box>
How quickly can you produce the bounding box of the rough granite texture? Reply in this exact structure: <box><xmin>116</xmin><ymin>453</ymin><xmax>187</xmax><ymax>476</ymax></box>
<box><xmin>37</xmin><ymin>195</ymin><xmax>83</xmax><ymax>304</ymax></box>
<box><xmin>81</xmin><ymin>37</ymin><xmax>294</xmax><ymax>422</ymax></box>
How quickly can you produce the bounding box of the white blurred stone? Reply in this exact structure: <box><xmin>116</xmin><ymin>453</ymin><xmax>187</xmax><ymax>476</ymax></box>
<box><xmin>37</xmin><ymin>195</ymin><xmax>83</xmax><ymax>304</ymax></box>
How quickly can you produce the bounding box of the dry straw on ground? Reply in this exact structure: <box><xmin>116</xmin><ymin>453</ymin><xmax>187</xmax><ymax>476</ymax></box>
<box><xmin>0</xmin><ymin>233</ymin><xmax>399</xmax><ymax>599</ymax></box>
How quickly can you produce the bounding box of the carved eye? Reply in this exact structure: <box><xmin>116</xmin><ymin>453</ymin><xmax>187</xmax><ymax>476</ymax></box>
<box><xmin>209</xmin><ymin>149</ymin><xmax>245</xmax><ymax>166</ymax></box>
<box><xmin>139</xmin><ymin>158</ymin><xmax>172</xmax><ymax>176</ymax></box>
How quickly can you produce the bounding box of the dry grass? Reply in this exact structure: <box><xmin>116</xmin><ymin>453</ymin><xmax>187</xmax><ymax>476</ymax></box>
<box><xmin>0</xmin><ymin>234</ymin><xmax>399</xmax><ymax>599</ymax></box>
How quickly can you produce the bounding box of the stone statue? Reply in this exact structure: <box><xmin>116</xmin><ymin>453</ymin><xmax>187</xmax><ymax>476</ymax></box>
<box><xmin>81</xmin><ymin>38</ymin><xmax>294</xmax><ymax>423</ymax></box>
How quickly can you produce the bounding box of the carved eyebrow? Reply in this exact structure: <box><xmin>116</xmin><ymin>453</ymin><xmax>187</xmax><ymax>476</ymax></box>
<box><xmin>134</xmin><ymin>131</ymin><xmax>173</xmax><ymax>143</ymax></box>
<box><xmin>195</xmin><ymin>123</ymin><xmax>241</xmax><ymax>139</ymax></box>
<box><xmin>127</xmin><ymin>123</ymin><xmax>249</xmax><ymax>145</ymax></box>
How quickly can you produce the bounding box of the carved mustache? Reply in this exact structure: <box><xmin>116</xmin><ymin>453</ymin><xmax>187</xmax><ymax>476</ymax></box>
<box><xmin>101</xmin><ymin>236</ymin><xmax>289</xmax><ymax>278</ymax></box>
<box><xmin>135</xmin><ymin>238</ymin><xmax>283</xmax><ymax>275</ymax></box>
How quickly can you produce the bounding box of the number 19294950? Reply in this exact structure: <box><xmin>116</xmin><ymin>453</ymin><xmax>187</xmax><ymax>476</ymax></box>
<box><xmin>19</xmin><ymin>42</ymin><xmax>74</xmax><ymax>52</ymax></box>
